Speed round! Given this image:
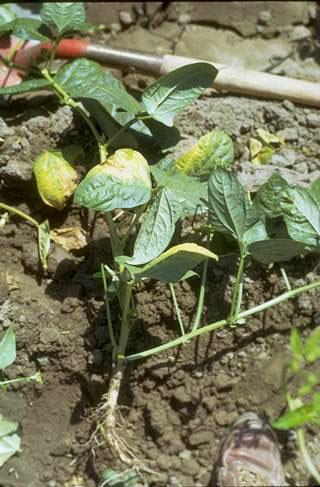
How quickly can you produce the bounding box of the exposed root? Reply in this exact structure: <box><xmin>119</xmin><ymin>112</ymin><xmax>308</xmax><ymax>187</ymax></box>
<box><xmin>90</xmin><ymin>365</ymin><xmax>157</xmax><ymax>476</ymax></box>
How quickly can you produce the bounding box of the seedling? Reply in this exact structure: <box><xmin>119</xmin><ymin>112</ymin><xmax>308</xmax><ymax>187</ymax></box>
<box><xmin>0</xmin><ymin>2</ymin><xmax>319</xmax><ymax>475</ymax></box>
<box><xmin>0</xmin><ymin>326</ymin><xmax>42</xmax><ymax>467</ymax></box>
<box><xmin>273</xmin><ymin>326</ymin><xmax>320</xmax><ymax>484</ymax></box>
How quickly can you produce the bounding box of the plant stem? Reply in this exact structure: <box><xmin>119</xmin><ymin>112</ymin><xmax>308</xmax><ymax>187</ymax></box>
<box><xmin>105</xmin><ymin>118</ymin><xmax>137</xmax><ymax>150</ymax></box>
<box><xmin>41</xmin><ymin>68</ymin><xmax>106</xmax><ymax>154</ymax></box>
<box><xmin>228</xmin><ymin>245</ymin><xmax>245</xmax><ymax>324</ymax></box>
<box><xmin>117</xmin><ymin>282</ymin><xmax>134</xmax><ymax>361</ymax></box>
<box><xmin>101</xmin><ymin>263</ymin><xmax>118</xmax><ymax>359</ymax></box>
<box><xmin>119</xmin><ymin>204</ymin><xmax>146</xmax><ymax>251</ymax></box>
<box><xmin>0</xmin><ymin>202</ymin><xmax>39</xmax><ymax>227</ymax></box>
<box><xmin>105</xmin><ymin>212</ymin><xmax>121</xmax><ymax>257</ymax></box>
<box><xmin>191</xmin><ymin>258</ymin><xmax>208</xmax><ymax>333</ymax></box>
<box><xmin>286</xmin><ymin>395</ymin><xmax>320</xmax><ymax>484</ymax></box>
<box><xmin>126</xmin><ymin>280</ymin><xmax>320</xmax><ymax>362</ymax></box>
<box><xmin>169</xmin><ymin>283</ymin><xmax>185</xmax><ymax>336</ymax></box>
<box><xmin>296</xmin><ymin>427</ymin><xmax>320</xmax><ymax>484</ymax></box>
<box><xmin>280</xmin><ymin>266</ymin><xmax>291</xmax><ymax>291</ymax></box>
<box><xmin>0</xmin><ymin>375</ymin><xmax>39</xmax><ymax>386</ymax></box>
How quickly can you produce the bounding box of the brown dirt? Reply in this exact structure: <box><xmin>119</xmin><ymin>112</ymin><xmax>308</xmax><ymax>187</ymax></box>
<box><xmin>0</xmin><ymin>3</ymin><xmax>320</xmax><ymax>487</ymax></box>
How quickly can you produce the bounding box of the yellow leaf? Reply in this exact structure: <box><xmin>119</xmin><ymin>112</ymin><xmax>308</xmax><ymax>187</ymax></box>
<box><xmin>33</xmin><ymin>148</ymin><xmax>79</xmax><ymax>210</ymax></box>
<box><xmin>250</xmin><ymin>138</ymin><xmax>263</xmax><ymax>159</ymax></box>
<box><xmin>257</xmin><ymin>128</ymin><xmax>284</xmax><ymax>146</ymax></box>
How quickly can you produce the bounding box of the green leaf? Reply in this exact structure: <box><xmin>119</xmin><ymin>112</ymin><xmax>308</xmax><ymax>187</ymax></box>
<box><xmin>0</xmin><ymin>327</ymin><xmax>15</xmax><ymax>371</ymax></box>
<box><xmin>254</xmin><ymin>172</ymin><xmax>290</xmax><ymax>219</ymax></box>
<box><xmin>142</xmin><ymin>63</ymin><xmax>218</xmax><ymax>127</ymax></box>
<box><xmin>144</xmin><ymin>118</ymin><xmax>181</xmax><ymax>152</ymax></box>
<box><xmin>174</xmin><ymin>130</ymin><xmax>234</xmax><ymax>177</ymax></box>
<box><xmin>55</xmin><ymin>60</ymin><xmax>149</xmax><ymax>134</ymax></box>
<box><xmin>121</xmin><ymin>243</ymin><xmax>218</xmax><ymax>283</ymax></box>
<box><xmin>0</xmin><ymin>18</ymin><xmax>50</xmax><ymax>41</ymax></box>
<box><xmin>304</xmin><ymin>327</ymin><xmax>320</xmax><ymax>362</ymax></box>
<box><xmin>33</xmin><ymin>149</ymin><xmax>79</xmax><ymax>210</ymax></box>
<box><xmin>82</xmin><ymin>100</ymin><xmax>138</xmax><ymax>149</ymax></box>
<box><xmin>272</xmin><ymin>404</ymin><xmax>318</xmax><ymax>430</ymax></box>
<box><xmin>207</xmin><ymin>169</ymin><xmax>258</xmax><ymax>240</ymax></box>
<box><xmin>248</xmin><ymin>239</ymin><xmax>306</xmax><ymax>264</ymax></box>
<box><xmin>280</xmin><ymin>187</ymin><xmax>320</xmax><ymax>248</ymax></box>
<box><xmin>125</xmin><ymin>188</ymin><xmax>179</xmax><ymax>266</ymax></box>
<box><xmin>40</xmin><ymin>2</ymin><xmax>87</xmax><ymax>34</ymax></box>
<box><xmin>74</xmin><ymin>149</ymin><xmax>152</xmax><ymax>212</ymax></box>
<box><xmin>0</xmin><ymin>4</ymin><xmax>16</xmax><ymax>26</ymax></box>
<box><xmin>0</xmin><ymin>79</ymin><xmax>51</xmax><ymax>96</ymax></box>
<box><xmin>290</xmin><ymin>327</ymin><xmax>303</xmax><ymax>360</ymax></box>
<box><xmin>0</xmin><ymin>416</ymin><xmax>21</xmax><ymax>467</ymax></box>
<box><xmin>311</xmin><ymin>177</ymin><xmax>320</xmax><ymax>205</ymax></box>
<box><xmin>151</xmin><ymin>165</ymin><xmax>208</xmax><ymax>217</ymax></box>
<box><xmin>243</xmin><ymin>221</ymin><xmax>268</xmax><ymax>247</ymax></box>
<box><xmin>37</xmin><ymin>220</ymin><xmax>51</xmax><ymax>271</ymax></box>
<box><xmin>298</xmin><ymin>373</ymin><xmax>320</xmax><ymax>396</ymax></box>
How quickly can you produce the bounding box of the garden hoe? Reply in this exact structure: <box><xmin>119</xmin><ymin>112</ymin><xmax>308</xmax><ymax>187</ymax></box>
<box><xmin>1</xmin><ymin>37</ymin><xmax>320</xmax><ymax>107</ymax></box>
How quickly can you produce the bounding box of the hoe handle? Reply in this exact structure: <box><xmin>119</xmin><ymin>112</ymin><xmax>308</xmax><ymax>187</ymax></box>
<box><xmin>12</xmin><ymin>39</ymin><xmax>320</xmax><ymax>108</ymax></box>
<box><xmin>161</xmin><ymin>54</ymin><xmax>320</xmax><ymax>108</ymax></box>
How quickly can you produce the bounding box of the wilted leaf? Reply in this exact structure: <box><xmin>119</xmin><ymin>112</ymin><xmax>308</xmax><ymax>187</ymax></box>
<box><xmin>257</xmin><ymin>129</ymin><xmax>284</xmax><ymax>146</ymax></box>
<box><xmin>37</xmin><ymin>220</ymin><xmax>51</xmax><ymax>270</ymax></box>
<box><xmin>51</xmin><ymin>227</ymin><xmax>87</xmax><ymax>251</ymax></box>
<box><xmin>0</xmin><ymin>326</ymin><xmax>15</xmax><ymax>371</ymax></box>
<box><xmin>174</xmin><ymin>130</ymin><xmax>234</xmax><ymax>177</ymax></box>
<box><xmin>142</xmin><ymin>63</ymin><xmax>218</xmax><ymax>127</ymax></box>
<box><xmin>280</xmin><ymin>187</ymin><xmax>320</xmax><ymax>248</ymax></box>
<box><xmin>125</xmin><ymin>188</ymin><xmax>179</xmax><ymax>266</ymax></box>
<box><xmin>40</xmin><ymin>2</ymin><xmax>88</xmax><ymax>34</ymax></box>
<box><xmin>0</xmin><ymin>79</ymin><xmax>51</xmax><ymax>96</ymax></box>
<box><xmin>254</xmin><ymin>173</ymin><xmax>290</xmax><ymax>219</ymax></box>
<box><xmin>304</xmin><ymin>327</ymin><xmax>320</xmax><ymax>362</ymax></box>
<box><xmin>251</xmin><ymin>146</ymin><xmax>274</xmax><ymax>165</ymax></box>
<box><xmin>151</xmin><ymin>165</ymin><xmax>208</xmax><ymax>217</ymax></box>
<box><xmin>33</xmin><ymin>149</ymin><xmax>79</xmax><ymax>210</ymax></box>
<box><xmin>250</xmin><ymin>138</ymin><xmax>263</xmax><ymax>159</ymax></box>
<box><xmin>0</xmin><ymin>416</ymin><xmax>21</xmax><ymax>467</ymax></box>
<box><xmin>122</xmin><ymin>243</ymin><xmax>218</xmax><ymax>283</ymax></box>
<box><xmin>248</xmin><ymin>239</ymin><xmax>306</xmax><ymax>264</ymax></box>
<box><xmin>74</xmin><ymin>149</ymin><xmax>152</xmax><ymax>212</ymax></box>
<box><xmin>207</xmin><ymin>168</ymin><xmax>258</xmax><ymax>240</ymax></box>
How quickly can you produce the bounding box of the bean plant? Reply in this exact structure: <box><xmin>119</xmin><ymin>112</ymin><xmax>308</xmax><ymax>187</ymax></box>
<box><xmin>0</xmin><ymin>2</ymin><xmax>319</xmax><ymax>471</ymax></box>
<box><xmin>273</xmin><ymin>326</ymin><xmax>320</xmax><ymax>484</ymax></box>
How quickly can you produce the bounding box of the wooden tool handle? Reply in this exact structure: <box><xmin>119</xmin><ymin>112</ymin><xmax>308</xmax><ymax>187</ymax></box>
<box><xmin>162</xmin><ymin>54</ymin><xmax>320</xmax><ymax>108</ymax></box>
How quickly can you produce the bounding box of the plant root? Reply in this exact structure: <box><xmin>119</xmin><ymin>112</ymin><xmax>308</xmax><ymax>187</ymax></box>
<box><xmin>90</xmin><ymin>366</ymin><xmax>157</xmax><ymax>476</ymax></box>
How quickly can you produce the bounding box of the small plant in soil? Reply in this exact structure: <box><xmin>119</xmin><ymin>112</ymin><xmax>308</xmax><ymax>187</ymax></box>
<box><xmin>0</xmin><ymin>2</ymin><xmax>319</xmax><ymax>477</ymax></box>
<box><xmin>273</xmin><ymin>326</ymin><xmax>320</xmax><ymax>484</ymax></box>
<box><xmin>0</xmin><ymin>326</ymin><xmax>42</xmax><ymax>467</ymax></box>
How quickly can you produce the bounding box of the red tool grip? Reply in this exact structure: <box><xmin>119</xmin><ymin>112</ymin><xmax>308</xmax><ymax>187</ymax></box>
<box><xmin>13</xmin><ymin>38</ymin><xmax>90</xmax><ymax>68</ymax></box>
<box><xmin>45</xmin><ymin>39</ymin><xmax>90</xmax><ymax>59</ymax></box>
